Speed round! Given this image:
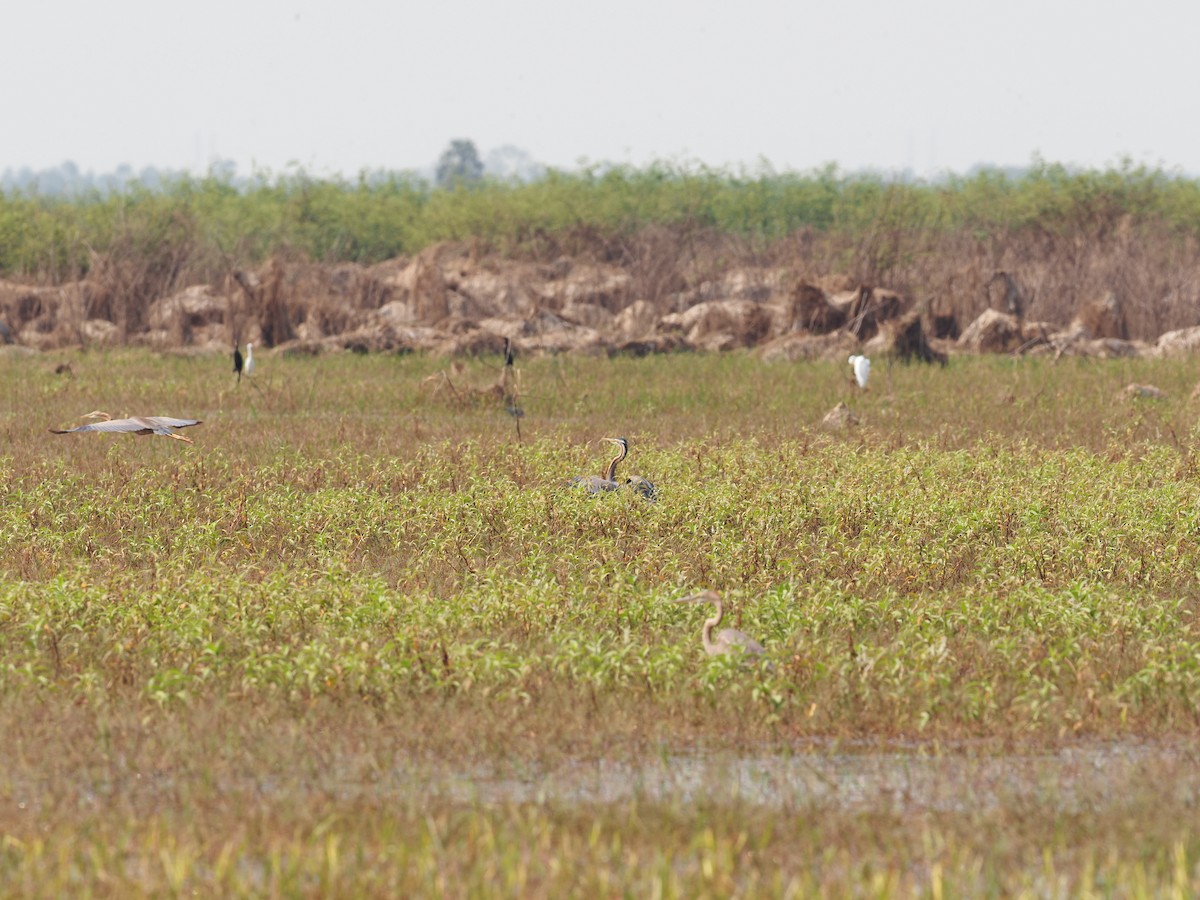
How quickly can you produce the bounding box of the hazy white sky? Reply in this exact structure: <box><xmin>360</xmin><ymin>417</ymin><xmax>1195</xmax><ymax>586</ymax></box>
<box><xmin>5</xmin><ymin>0</ymin><xmax>1198</xmax><ymax>178</ymax></box>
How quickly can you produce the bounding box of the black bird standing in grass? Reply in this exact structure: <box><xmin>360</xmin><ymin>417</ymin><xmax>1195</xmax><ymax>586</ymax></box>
<box><xmin>502</xmin><ymin>337</ymin><xmax>524</xmax><ymax>441</ymax></box>
<box><xmin>233</xmin><ymin>345</ymin><xmax>244</xmax><ymax>384</ymax></box>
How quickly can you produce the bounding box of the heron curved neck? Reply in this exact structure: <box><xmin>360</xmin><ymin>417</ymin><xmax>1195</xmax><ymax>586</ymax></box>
<box><xmin>700</xmin><ymin>600</ymin><xmax>724</xmax><ymax>654</ymax></box>
<box><xmin>604</xmin><ymin>444</ymin><xmax>627</xmax><ymax>481</ymax></box>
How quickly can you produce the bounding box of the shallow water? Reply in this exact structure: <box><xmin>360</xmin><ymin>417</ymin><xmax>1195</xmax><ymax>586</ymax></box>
<box><xmin>12</xmin><ymin>740</ymin><xmax>1197</xmax><ymax>818</ymax></box>
<box><xmin>396</xmin><ymin>740</ymin><xmax>1198</xmax><ymax>812</ymax></box>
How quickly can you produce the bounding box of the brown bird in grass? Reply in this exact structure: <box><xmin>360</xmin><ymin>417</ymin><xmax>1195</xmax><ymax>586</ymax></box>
<box><xmin>50</xmin><ymin>411</ymin><xmax>203</xmax><ymax>444</ymax></box>
<box><xmin>568</xmin><ymin>436</ymin><xmax>657</xmax><ymax>501</ymax></box>
<box><xmin>570</xmin><ymin>437</ymin><xmax>656</xmax><ymax>500</ymax></box>
<box><xmin>676</xmin><ymin>590</ymin><xmax>767</xmax><ymax>661</ymax></box>
<box><xmin>571</xmin><ymin>437</ymin><xmax>626</xmax><ymax>494</ymax></box>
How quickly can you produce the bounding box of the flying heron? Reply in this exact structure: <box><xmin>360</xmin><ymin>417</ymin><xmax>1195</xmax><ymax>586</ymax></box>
<box><xmin>571</xmin><ymin>437</ymin><xmax>656</xmax><ymax>500</ymax></box>
<box><xmin>676</xmin><ymin>590</ymin><xmax>766</xmax><ymax>661</ymax></box>
<box><xmin>849</xmin><ymin>354</ymin><xmax>870</xmax><ymax>389</ymax></box>
<box><xmin>233</xmin><ymin>345</ymin><xmax>244</xmax><ymax>383</ymax></box>
<box><xmin>50</xmin><ymin>411</ymin><xmax>203</xmax><ymax>444</ymax></box>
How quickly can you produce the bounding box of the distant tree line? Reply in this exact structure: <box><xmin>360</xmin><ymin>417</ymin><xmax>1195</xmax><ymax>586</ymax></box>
<box><xmin>1</xmin><ymin>141</ymin><xmax>545</xmax><ymax>197</ymax></box>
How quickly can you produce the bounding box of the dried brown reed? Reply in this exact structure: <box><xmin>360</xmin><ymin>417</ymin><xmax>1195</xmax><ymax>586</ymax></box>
<box><xmin>6</xmin><ymin>210</ymin><xmax>1200</xmax><ymax>353</ymax></box>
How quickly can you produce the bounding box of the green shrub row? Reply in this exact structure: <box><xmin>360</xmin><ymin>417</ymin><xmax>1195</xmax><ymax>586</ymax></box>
<box><xmin>3</xmin><ymin>158</ymin><xmax>1200</xmax><ymax>281</ymax></box>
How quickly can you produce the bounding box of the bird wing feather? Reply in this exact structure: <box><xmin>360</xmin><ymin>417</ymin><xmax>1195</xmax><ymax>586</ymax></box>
<box><xmin>58</xmin><ymin>418</ymin><xmax>154</xmax><ymax>434</ymax></box>
<box><xmin>573</xmin><ymin>475</ymin><xmax>618</xmax><ymax>493</ymax></box>
<box><xmin>717</xmin><ymin>628</ymin><xmax>765</xmax><ymax>656</ymax></box>
<box><xmin>144</xmin><ymin>417</ymin><xmax>202</xmax><ymax>429</ymax></box>
<box><xmin>51</xmin><ymin>416</ymin><xmax>201</xmax><ymax>435</ymax></box>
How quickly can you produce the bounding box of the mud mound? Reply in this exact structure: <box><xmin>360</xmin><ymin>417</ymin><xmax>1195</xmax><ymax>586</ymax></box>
<box><xmin>866</xmin><ymin>310</ymin><xmax>948</xmax><ymax>365</ymax></box>
<box><xmin>787</xmin><ymin>282</ymin><xmax>845</xmax><ymax>334</ymax></box>
<box><xmin>760</xmin><ymin>331</ymin><xmax>859</xmax><ymax>363</ymax></box>
<box><xmin>822</xmin><ymin>402</ymin><xmax>859</xmax><ymax>429</ymax></box>
<box><xmin>958</xmin><ymin>309</ymin><xmax>1053</xmax><ymax>354</ymax></box>
<box><xmin>1156</xmin><ymin>326</ymin><xmax>1200</xmax><ymax>358</ymax></box>
<box><xmin>1074</xmin><ymin>291</ymin><xmax>1128</xmax><ymax>340</ymax></box>
<box><xmin>15</xmin><ymin>235</ymin><xmax>1192</xmax><ymax>363</ymax></box>
<box><xmin>659</xmin><ymin>299</ymin><xmax>776</xmax><ymax>348</ymax></box>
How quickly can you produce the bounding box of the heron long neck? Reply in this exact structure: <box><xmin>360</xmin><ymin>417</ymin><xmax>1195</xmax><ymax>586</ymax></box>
<box><xmin>604</xmin><ymin>444</ymin><xmax>627</xmax><ymax>481</ymax></box>
<box><xmin>700</xmin><ymin>600</ymin><xmax>724</xmax><ymax>654</ymax></box>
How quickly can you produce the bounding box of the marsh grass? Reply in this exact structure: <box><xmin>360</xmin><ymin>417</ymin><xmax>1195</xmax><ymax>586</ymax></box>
<box><xmin>6</xmin><ymin>349</ymin><xmax>1200</xmax><ymax>893</ymax></box>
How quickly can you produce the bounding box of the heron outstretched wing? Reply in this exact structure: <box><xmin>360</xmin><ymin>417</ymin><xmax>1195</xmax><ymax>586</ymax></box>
<box><xmin>51</xmin><ymin>415</ymin><xmax>202</xmax><ymax>442</ymax></box>
<box><xmin>141</xmin><ymin>417</ymin><xmax>202</xmax><ymax>430</ymax></box>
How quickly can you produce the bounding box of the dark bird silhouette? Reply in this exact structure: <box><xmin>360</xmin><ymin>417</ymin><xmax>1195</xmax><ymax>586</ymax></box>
<box><xmin>51</xmin><ymin>411</ymin><xmax>202</xmax><ymax>444</ymax></box>
<box><xmin>233</xmin><ymin>345</ymin><xmax>244</xmax><ymax>383</ymax></box>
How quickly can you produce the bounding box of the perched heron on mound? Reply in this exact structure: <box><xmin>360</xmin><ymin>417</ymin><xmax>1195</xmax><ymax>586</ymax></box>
<box><xmin>50</xmin><ymin>411</ymin><xmax>203</xmax><ymax>444</ymax></box>
<box><xmin>571</xmin><ymin>437</ymin><xmax>656</xmax><ymax>500</ymax></box>
<box><xmin>676</xmin><ymin>590</ymin><xmax>766</xmax><ymax>661</ymax></box>
<box><xmin>849</xmin><ymin>354</ymin><xmax>871</xmax><ymax>389</ymax></box>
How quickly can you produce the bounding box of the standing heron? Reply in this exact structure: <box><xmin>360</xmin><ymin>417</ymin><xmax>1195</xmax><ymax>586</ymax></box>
<box><xmin>624</xmin><ymin>474</ymin><xmax>657</xmax><ymax>501</ymax></box>
<box><xmin>571</xmin><ymin>437</ymin><xmax>656</xmax><ymax>500</ymax></box>
<box><xmin>51</xmin><ymin>411</ymin><xmax>202</xmax><ymax>444</ymax></box>
<box><xmin>571</xmin><ymin>437</ymin><xmax>627</xmax><ymax>494</ymax></box>
<box><xmin>244</xmin><ymin>342</ymin><xmax>255</xmax><ymax>378</ymax></box>
<box><xmin>849</xmin><ymin>354</ymin><xmax>870</xmax><ymax>389</ymax></box>
<box><xmin>676</xmin><ymin>590</ymin><xmax>766</xmax><ymax>661</ymax></box>
<box><xmin>233</xmin><ymin>345</ymin><xmax>244</xmax><ymax>383</ymax></box>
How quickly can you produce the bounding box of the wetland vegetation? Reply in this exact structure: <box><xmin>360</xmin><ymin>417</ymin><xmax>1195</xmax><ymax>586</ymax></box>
<box><xmin>3</xmin><ymin>349</ymin><xmax>1200</xmax><ymax>894</ymax></box>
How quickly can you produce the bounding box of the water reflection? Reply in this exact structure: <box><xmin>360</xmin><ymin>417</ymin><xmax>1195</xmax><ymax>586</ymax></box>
<box><xmin>416</xmin><ymin>741</ymin><xmax>1198</xmax><ymax>812</ymax></box>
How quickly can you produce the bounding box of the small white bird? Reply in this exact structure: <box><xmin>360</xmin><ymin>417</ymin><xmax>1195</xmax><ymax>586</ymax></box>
<box><xmin>244</xmin><ymin>342</ymin><xmax>255</xmax><ymax>378</ymax></box>
<box><xmin>849</xmin><ymin>354</ymin><xmax>870</xmax><ymax>389</ymax></box>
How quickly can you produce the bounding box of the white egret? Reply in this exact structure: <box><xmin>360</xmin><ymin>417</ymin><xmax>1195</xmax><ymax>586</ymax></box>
<box><xmin>849</xmin><ymin>354</ymin><xmax>870</xmax><ymax>389</ymax></box>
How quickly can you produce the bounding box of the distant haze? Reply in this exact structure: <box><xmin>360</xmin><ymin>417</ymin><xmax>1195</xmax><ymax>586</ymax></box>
<box><xmin>3</xmin><ymin>0</ymin><xmax>1198</xmax><ymax>179</ymax></box>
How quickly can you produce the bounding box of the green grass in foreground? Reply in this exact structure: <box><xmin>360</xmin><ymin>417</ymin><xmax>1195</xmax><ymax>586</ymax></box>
<box><xmin>3</xmin><ymin>349</ymin><xmax>1200</xmax><ymax>895</ymax></box>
